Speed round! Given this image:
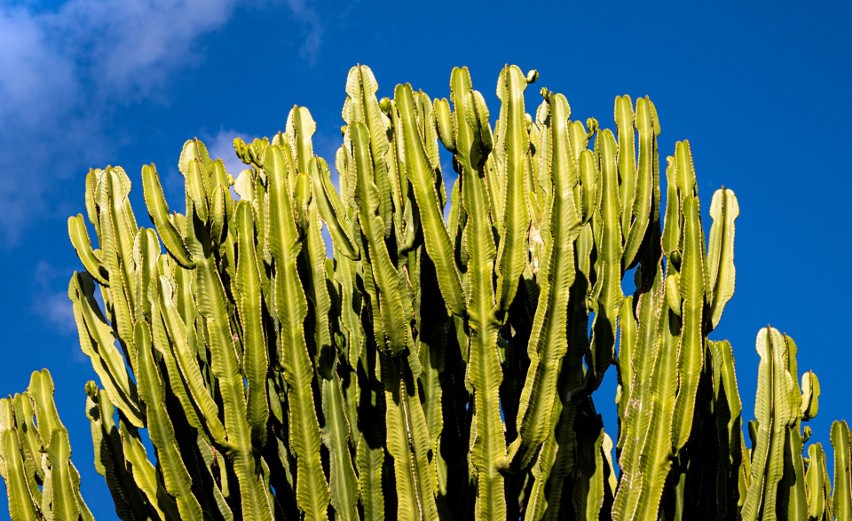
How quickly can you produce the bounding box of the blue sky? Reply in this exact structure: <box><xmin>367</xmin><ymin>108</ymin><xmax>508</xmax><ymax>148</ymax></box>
<box><xmin>1</xmin><ymin>0</ymin><xmax>850</xmax><ymax>517</ymax></box>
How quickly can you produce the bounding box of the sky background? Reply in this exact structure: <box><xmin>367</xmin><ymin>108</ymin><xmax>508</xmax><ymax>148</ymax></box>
<box><xmin>1</xmin><ymin>0</ymin><xmax>850</xmax><ymax>517</ymax></box>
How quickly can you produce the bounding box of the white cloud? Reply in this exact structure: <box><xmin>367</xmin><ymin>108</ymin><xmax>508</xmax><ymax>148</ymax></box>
<box><xmin>0</xmin><ymin>0</ymin><xmax>241</xmax><ymax>124</ymax></box>
<box><xmin>0</xmin><ymin>0</ymin><xmax>239</xmax><ymax>243</ymax></box>
<box><xmin>50</xmin><ymin>0</ymin><xmax>238</xmax><ymax>100</ymax></box>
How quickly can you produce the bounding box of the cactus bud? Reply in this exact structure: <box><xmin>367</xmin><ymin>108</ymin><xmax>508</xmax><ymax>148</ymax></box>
<box><xmin>586</xmin><ymin>117</ymin><xmax>599</xmax><ymax>135</ymax></box>
<box><xmin>525</xmin><ymin>69</ymin><xmax>539</xmax><ymax>83</ymax></box>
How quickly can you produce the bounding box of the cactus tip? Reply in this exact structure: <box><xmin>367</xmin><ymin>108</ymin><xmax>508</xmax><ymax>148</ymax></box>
<box><xmin>525</xmin><ymin>69</ymin><xmax>539</xmax><ymax>84</ymax></box>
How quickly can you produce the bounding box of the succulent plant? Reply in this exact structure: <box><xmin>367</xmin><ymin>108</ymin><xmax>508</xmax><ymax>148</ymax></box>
<box><xmin>1</xmin><ymin>64</ymin><xmax>849</xmax><ymax>520</ymax></box>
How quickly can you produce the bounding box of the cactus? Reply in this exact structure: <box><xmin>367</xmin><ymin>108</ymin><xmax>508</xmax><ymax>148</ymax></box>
<box><xmin>0</xmin><ymin>371</ymin><xmax>93</xmax><ymax>520</ymax></box>
<box><xmin>1</xmin><ymin>64</ymin><xmax>850</xmax><ymax>520</ymax></box>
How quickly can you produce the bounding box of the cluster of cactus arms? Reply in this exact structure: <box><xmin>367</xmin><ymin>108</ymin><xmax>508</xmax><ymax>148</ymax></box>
<box><xmin>1</xmin><ymin>64</ymin><xmax>851</xmax><ymax>521</ymax></box>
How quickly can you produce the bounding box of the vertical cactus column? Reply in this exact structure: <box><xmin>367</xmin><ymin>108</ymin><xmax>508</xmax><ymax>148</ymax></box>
<box><xmin>832</xmin><ymin>421</ymin><xmax>852</xmax><ymax>521</ymax></box>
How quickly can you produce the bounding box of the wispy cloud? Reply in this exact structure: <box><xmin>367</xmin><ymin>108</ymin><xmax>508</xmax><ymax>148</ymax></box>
<box><xmin>32</xmin><ymin>261</ymin><xmax>75</xmax><ymax>335</ymax></box>
<box><xmin>0</xmin><ymin>7</ymin><xmax>77</xmax><ymax>128</ymax></box>
<box><xmin>284</xmin><ymin>0</ymin><xmax>324</xmax><ymax>64</ymax></box>
<box><xmin>0</xmin><ymin>0</ymin><xmax>326</xmax><ymax>244</ymax></box>
<box><xmin>0</xmin><ymin>0</ymin><xmax>240</xmax><ymax>243</ymax></box>
<box><xmin>31</xmin><ymin>259</ymin><xmax>89</xmax><ymax>363</ymax></box>
<box><xmin>0</xmin><ymin>6</ymin><xmax>87</xmax><ymax>239</ymax></box>
<box><xmin>50</xmin><ymin>0</ymin><xmax>238</xmax><ymax>101</ymax></box>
